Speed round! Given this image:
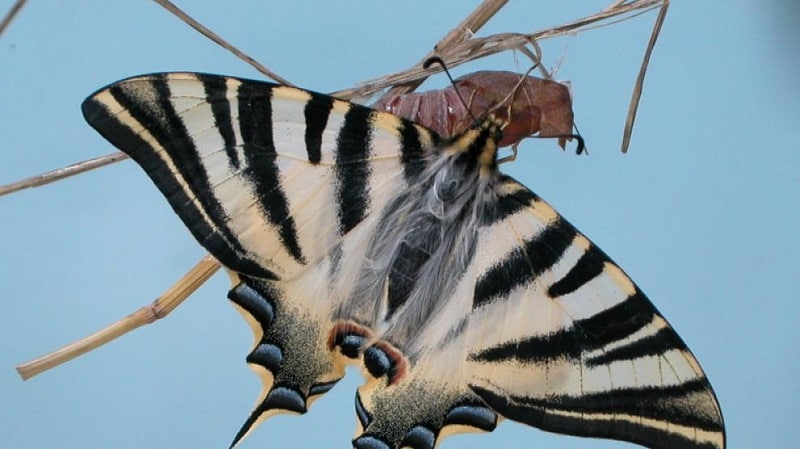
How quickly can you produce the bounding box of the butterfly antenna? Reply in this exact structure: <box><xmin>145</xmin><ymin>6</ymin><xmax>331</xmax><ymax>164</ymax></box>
<box><xmin>572</xmin><ymin>123</ymin><xmax>587</xmax><ymax>155</ymax></box>
<box><xmin>424</xmin><ymin>56</ymin><xmax>480</xmax><ymax>126</ymax></box>
<box><xmin>489</xmin><ymin>63</ymin><xmax>539</xmax><ymax>118</ymax></box>
<box><xmin>529</xmin><ymin>131</ymin><xmax>586</xmax><ymax>155</ymax></box>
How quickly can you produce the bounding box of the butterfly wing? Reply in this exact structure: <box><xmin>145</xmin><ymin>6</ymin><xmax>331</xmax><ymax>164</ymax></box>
<box><xmin>463</xmin><ymin>177</ymin><xmax>726</xmax><ymax>449</ymax></box>
<box><xmin>81</xmin><ymin>73</ymin><xmax>439</xmax><ymax>445</ymax></box>
<box><xmin>347</xmin><ymin>152</ymin><xmax>724</xmax><ymax>448</ymax></box>
<box><xmin>82</xmin><ymin>73</ymin><xmax>433</xmax><ymax>280</ymax></box>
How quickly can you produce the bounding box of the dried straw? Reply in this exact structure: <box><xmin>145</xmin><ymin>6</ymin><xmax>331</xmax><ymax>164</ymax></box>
<box><xmin>0</xmin><ymin>0</ymin><xmax>27</xmax><ymax>38</ymax></box>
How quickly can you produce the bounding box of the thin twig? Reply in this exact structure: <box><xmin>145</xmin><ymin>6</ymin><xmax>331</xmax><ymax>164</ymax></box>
<box><xmin>152</xmin><ymin>0</ymin><xmax>293</xmax><ymax>85</ymax></box>
<box><xmin>621</xmin><ymin>0</ymin><xmax>669</xmax><ymax>152</ymax></box>
<box><xmin>381</xmin><ymin>0</ymin><xmax>510</xmax><ymax>98</ymax></box>
<box><xmin>16</xmin><ymin>254</ymin><xmax>221</xmax><ymax>380</ymax></box>
<box><xmin>334</xmin><ymin>0</ymin><xmax>665</xmax><ymax>100</ymax></box>
<box><xmin>0</xmin><ymin>0</ymin><xmax>27</xmax><ymax>38</ymax></box>
<box><xmin>0</xmin><ymin>152</ymin><xmax>128</xmax><ymax>197</ymax></box>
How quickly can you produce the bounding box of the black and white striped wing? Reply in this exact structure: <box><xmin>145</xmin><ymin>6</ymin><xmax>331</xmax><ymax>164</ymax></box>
<box><xmin>82</xmin><ymin>73</ymin><xmax>724</xmax><ymax>449</ymax></box>
<box><xmin>348</xmin><ymin>172</ymin><xmax>725</xmax><ymax>449</ymax></box>
<box><xmin>82</xmin><ymin>73</ymin><xmax>432</xmax><ymax>280</ymax></box>
<box><xmin>81</xmin><ymin>73</ymin><xmax>438</xmax><ymax>445</ymax></box>
<box><xmin>463</xmin><ymin>178</ymin><xmax>726</xmax><ymax>449</ymax></box>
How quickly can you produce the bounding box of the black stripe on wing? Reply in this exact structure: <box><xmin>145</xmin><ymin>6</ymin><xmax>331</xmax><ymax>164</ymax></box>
<box><xmin>481</xmin><ymin>175</ymin><xmax>541</xmax><ymax>226</ymax></box>
<box><xmin>82</xmin><ymin>74</ymin><xmax>277</xmax><ymax>279</ymax></box>
<box><xmin>585</xmin><ymin>325</ymin><xmax>689</xmax><ymax>367</ymax></box>
<box><xmin>546</xmin><ymin>245</ymin><xmax>606</xmax><ymax>298</ymax></box>
<box><xmin>469</xmin><ymin>287</ymin><xmax>670</xmax><ymax>364</ymax></box>
<box><xmin>303</xmin><ymin>94</ymin><xmax>334</xmax><ymax>164</ymax></box>
<box><xmin>200</xmin><ymin>74</ymin><xmax>240</xmax><ymax>168</ymax></box>
<box><xmin>236</xmin><ymin>81</ymin><xmax>305</xmax><ymax>264</ymax></box>
<box><xmin>472</xmin><ymin>217</ymin><xmax>576</xmax><ymax>309</ymax></box>
<box><xmin>334</xmin><ymin>104</ymin><xmax>373</xmax><ymax>235</ymax></box>
<box><xmin>472</xmin><ymin>379</ymin><xmax>724</xmax><ymax>449</ymax></box>
<box><xmin>398</xmin><ymin>122</ymin><xmax>428</xmax><ymax>182</ymax></box>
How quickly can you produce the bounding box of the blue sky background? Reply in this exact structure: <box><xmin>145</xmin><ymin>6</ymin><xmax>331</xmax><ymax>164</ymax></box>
<box><xmin>1</xmin><ymin>1</ymin><xmax>797</xmax><ymax>448</ymax></box>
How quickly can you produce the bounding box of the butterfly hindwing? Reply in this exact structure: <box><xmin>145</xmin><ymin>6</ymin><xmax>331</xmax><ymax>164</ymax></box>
<box><xmin>345</xmin><ymin>130</ymin><xmax>724</xmax><ymax>449</ymax></box>
<box><xmin>82</xmin><ymin>73</ymin><xmax>724</xmax><ymax>449</ymax></box>
<box><xmin>463</xmin><ymin>178</ymin><xmax>725</xmax><ymax>449</ymax></box>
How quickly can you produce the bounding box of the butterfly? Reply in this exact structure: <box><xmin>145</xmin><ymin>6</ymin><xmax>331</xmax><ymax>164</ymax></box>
<box><xmin>81</xmin><ymin>72</ymin><xmax>725</xmax><ymax>449</ymax></box>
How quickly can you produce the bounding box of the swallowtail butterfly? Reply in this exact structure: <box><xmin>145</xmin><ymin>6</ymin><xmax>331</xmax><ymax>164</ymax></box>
<box><xmin>81</xmin><ymin>72</ymin><xmax>725</xmax><ymax>449</ymax></box>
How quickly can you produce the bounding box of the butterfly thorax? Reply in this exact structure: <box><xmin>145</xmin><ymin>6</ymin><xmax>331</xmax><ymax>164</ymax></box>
<box><xmin>337</xmin><ymin>117</ymin><xmax>507</xmax><ymax>356</ymax></box>
<box><xmin>442</xmin><ymin>116</ymin><xmax>504</xmax><ymax>177</ymax></box>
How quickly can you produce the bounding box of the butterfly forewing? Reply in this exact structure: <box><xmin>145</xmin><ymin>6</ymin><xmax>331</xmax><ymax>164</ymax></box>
<box><xmin>82</xmin><ymin>73</ymin><xmax>724</xmax><ymax>449</ymax></box>
<box><xmin>82</xmin><ymin>73</ymin><xmax>432</xmax><ymax>278</ymax></box>
<box><xmin>82</xmin><ymin>72</ymin><xmax>441</xmax><ymax>445</ymax></box>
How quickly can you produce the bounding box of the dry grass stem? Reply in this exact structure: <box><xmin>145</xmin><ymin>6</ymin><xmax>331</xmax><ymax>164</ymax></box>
<box><xmin>0</xmin><ymin>0</ymin><xmax>27</xmax><ymax>37</ymax></box>
<box><xmin>337</xmin><ymin>0</ymin><xmax>666</xmax><ymax>100</ymax></box>
<box><xmin>153</xmin><ymin>0</ymin><xmax>293</xmax><ymax>85</ymax></box>
<box><xmin>0</xmin><ymin>152</ymin><xmax>128</xmax><ymax>197</ymax></box>
<box><xmin>621</xmin><ymin>0</ymin><xmax>669</xmax><ymax>152</ymax></box>
<box><xmin>380</xmin><ymin>0</ymin><xmax>510</xmax><ymax>98</ymax></box>
<box><xmin>16</xmin><ymin>255</ymin><xmax>220</xmax><ymax>380</ymax></box>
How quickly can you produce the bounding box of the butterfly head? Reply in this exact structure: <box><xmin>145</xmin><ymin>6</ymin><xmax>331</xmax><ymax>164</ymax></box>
<box><xmin>478</xmin><ymin>115</ymin><xmax>506</xmax><ymax>143</ymax></box>
<box><xmin>444</xmin><ymin>115</ymin><xmax>507</xmax><ymax>174</ymax></box>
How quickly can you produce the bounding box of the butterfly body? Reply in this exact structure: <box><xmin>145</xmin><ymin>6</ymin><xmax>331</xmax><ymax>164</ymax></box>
<box><xmin>82</xmin><ymin>73</ymin><xmax>724</xmax><ymax>449</ymax></box>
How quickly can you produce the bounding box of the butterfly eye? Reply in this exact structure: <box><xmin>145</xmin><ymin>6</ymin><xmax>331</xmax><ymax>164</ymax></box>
<box><xmin>434</xmin><ymin>175</ymin><xmax>461</xmax><ymax>201</ymax></box>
